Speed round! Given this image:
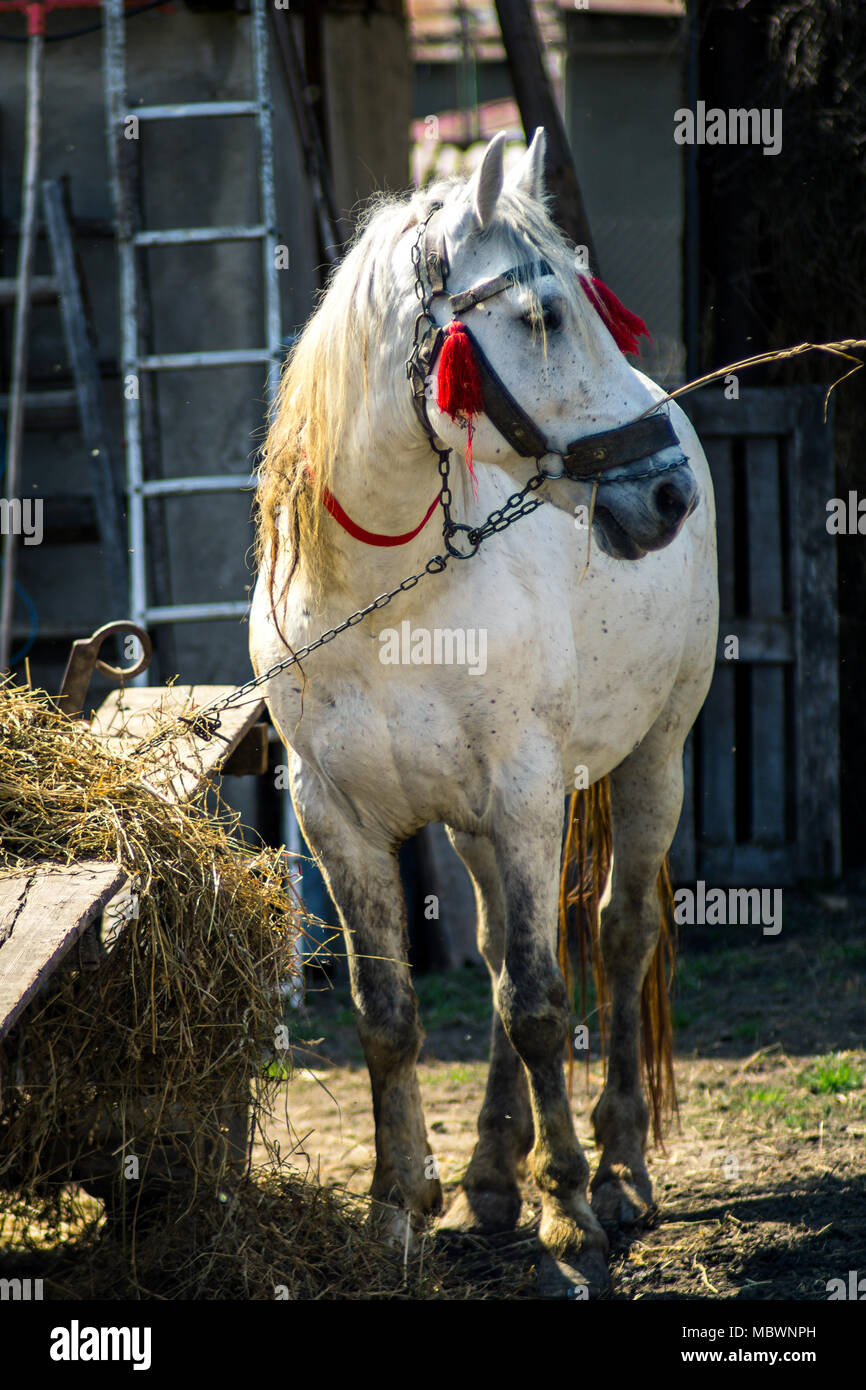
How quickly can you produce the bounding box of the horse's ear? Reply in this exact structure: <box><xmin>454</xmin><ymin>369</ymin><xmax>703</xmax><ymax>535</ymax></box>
<box><xmin>466</xmin><ymin>132</ymin><xmax>506</xmax><ymax>229</ymax></box>
<box><xmin>509</xmin><ymin>127</ymin><xmax>547</xmax><ymax>201</ymax></box>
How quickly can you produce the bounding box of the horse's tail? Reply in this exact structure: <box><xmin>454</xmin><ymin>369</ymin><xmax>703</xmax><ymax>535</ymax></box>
<box><xmin>558</xmin><ymin>782</ymin><xmax>678</xmax><ymax>1145</ymax></box>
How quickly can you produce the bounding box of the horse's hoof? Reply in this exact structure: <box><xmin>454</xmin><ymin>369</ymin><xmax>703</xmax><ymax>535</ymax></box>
<box><xmin>591</xmin><ymin>1165</ymin><xmax>654</xmax><ymax>1229</ymax></box>
<box><xmin>438</xmin><ymin>1186</ymin><xmax>523</xmax><ymax>1235</ymax></box>
<box><xmin>536</xmin><ymin>1248</ymin><xmax>609</xmax><ymax>1300</ymax></box>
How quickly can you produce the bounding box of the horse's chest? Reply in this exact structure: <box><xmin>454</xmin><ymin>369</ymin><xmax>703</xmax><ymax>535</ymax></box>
<box><xmin>280</xmin><ymin>562</ymin><xmax>688</xmax><ymax>820</ymax></box>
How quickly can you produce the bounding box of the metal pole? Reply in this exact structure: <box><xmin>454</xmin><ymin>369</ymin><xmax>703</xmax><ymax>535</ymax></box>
<box><xmin>0</xmin><ymin>22</ymin><xmax>44</xmax><ymax>672</ymax></box>
<box><xmin>251</xmin><ymin>0</ymin><xmax>282</xmax><ymax>406</ymax></box>
<box><xmin>102</xmin><ymin>0</ymin><xmax>148</xmax><ymax>652</ymax></box>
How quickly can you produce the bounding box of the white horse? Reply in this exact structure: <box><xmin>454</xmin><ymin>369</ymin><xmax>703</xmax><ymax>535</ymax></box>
<box><xmin>250</xmin><ymin>130</ymin><xmax>718</xmax><ymax>1296</ymax></box>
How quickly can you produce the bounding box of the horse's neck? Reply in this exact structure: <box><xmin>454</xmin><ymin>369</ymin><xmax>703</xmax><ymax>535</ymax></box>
<box><xmin>313</xmin><ymin>435</ymin><xmax>473</xmax><ymax>598</ymax></box>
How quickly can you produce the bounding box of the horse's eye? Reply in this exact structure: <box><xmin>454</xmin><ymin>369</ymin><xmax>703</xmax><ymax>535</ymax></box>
<box><xmin>522</xmin><ymin>304</ymin><xmax>562</xmax><ymax>333</ymax></box>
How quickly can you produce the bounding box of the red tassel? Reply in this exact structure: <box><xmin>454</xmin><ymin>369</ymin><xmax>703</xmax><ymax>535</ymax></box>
<box><xmin>436</xmin><ymin>319</ymin><xmax>482</xmax><ymax>494</ymax></box>
<box><xmin>581</xmin><ymin>276</ymin><xmax>650</xmax><ymax>356</ymax></box>
<box><xmin>436</xmin><ymin>320</ymin><xmax>484</xmax><ymax>419</ymax></box>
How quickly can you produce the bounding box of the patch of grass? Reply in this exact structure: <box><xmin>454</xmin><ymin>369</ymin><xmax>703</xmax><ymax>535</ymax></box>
<box><xmin>800</xmin><ymin>1054</ymin><xmax>864</xmax><ymax>1095</ymax></box>
<box><xmin>747</xmin><ymin>1087</ymin><xmax>789</xmax><ymax>1107</ymax></box>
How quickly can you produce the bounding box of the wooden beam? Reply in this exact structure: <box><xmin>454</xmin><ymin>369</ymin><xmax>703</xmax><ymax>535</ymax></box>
<box><xmin>494</xmin><ymin>0</ymin><xmax>599</xmax><ymax>268</ymax></box>
<box><xmin>91</xmin><ymin>686</ymin><xmax>266</xmax><ymax>803</ymax></box>
<box><xmin>791</xmin><ymin>388</ymin><xmax>842</xmax><ymax>877</ymax></box>
<box><xmin>684</xmin><ymin>388</ymin><xmax>799</xmax><ymax>437</ymax></box>
<box><xmin>0</xmin><ymin>862</ymin><xmax>126</xmax><ymax>1043</ymax></box>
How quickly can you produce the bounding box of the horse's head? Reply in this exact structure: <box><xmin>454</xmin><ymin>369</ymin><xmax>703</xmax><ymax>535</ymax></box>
<box><xmin>419</xmin><ymin>130</ymin><xmax>698</xmax><ymax>560</ymax></box>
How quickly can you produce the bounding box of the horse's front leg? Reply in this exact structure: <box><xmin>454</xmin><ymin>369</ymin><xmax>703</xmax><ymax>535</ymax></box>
<box><xmin>438</xmin><ymin>829</ymin><xmax>534</xmax><ymax>1234</ymax></box>
<box><xmin>590</xmin><ymin>721</ymin><xmax>687</xmax><ymax>1228</ymax></box>
<box><xmin>492</xmin><ymin>759</ymin><xmax>609</xmax><ymax>1296</ymax></box>
<box><xmin>291</xmin><ymin>769</ymin><xmax>442</xmax><ymax>1243</ymax></box>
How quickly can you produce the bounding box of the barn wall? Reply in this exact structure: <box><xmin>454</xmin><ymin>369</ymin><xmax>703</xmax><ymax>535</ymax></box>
<box><xmin>0</xmin><ymin>9</ymin><xmax>318</xmax><ymax>703</ymax></box>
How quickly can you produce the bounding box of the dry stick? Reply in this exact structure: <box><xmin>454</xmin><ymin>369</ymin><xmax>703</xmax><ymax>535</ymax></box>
<box><xmin>578</xmin><ymin>477</ymin><xmax>600</xmax><ymax>586</ymax></box>
<box><xmin>635</xmin><ymin>339</ymin><xmax>866</xmax><ymax>424</ymax></box>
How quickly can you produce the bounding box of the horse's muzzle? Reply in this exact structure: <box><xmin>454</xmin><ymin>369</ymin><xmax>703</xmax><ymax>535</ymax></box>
<box><xmin>592</xmin><ymin>458</ymin><xmax>698</xmax><ymax>560</ymax></box>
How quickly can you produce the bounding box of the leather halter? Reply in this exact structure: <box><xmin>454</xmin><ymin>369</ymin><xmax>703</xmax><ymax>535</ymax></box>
<box><xmin>406</xmin><ymin>208</ymin><xmax>683</xmax><ymax>479</ymax></box>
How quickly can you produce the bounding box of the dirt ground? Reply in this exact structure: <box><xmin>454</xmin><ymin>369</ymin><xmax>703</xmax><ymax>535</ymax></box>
<box><xmin>261</xmin><ymin>886</ymin><xmax>866</xmax><ymax>1300</ymax></box>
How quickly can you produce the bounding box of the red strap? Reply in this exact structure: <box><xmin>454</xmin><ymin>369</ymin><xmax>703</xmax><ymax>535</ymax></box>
<box><xmin>321</xmin><ymin>484</ymin><xmax>440</xmax><ymax>547</ymax></box>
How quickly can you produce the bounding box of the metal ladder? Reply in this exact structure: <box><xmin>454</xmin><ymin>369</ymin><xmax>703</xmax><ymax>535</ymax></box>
<box><xmin>101</xmin><ymin>0</ymin><xmax>282</xmax><ymax>644</ymax></box>
<box><xmin>1</xmin><ymin>178</ymin><xmax>128</xmax><ymax>668</ymax></box>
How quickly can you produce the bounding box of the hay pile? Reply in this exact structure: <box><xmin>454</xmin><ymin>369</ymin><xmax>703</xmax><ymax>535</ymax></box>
<box><xmin>0</xmin><ymin>679</ymin><xmax>300</xmax><ymax>1202</ymax></box>
<box><xmin>0</xmin><ymin>681</ymin><xmax>533</xmax><ymax>1299</ymax></box>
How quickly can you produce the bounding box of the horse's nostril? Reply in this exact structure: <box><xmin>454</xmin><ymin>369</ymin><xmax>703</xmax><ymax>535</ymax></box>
<box><xmin>654</xmin><ymin>480</ymin><xmax>692</xmax><ymax>528</ymax></box>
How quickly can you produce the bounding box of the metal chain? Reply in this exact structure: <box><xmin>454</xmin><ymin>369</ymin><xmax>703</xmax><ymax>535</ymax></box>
<box><xmin>132</xmin><ymin>552</ymin><xmax>449</xmax><ymax>755</ymax></box>
<box><xmin>132</xmin><ymin>208</ymin><xmax>553</xmax><ymax>756</ymax></box>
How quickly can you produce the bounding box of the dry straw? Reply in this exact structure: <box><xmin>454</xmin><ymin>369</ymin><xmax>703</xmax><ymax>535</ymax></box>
<box><xmin>0</xmin><ymin>678</ymin><xmax>298</xmax><ymax>1213</ymax></box>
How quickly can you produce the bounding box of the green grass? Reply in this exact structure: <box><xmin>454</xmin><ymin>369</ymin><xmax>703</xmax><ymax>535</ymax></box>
<box><xmin>719</xmin><ymin>1056</ymin><xmax>866</xmax><ymax>1131</ymax></box>
<box><xmin>746</xmin><ymin>1087</ymin><xmax>788</xmax><ymax>1107</ymax></box>
<box><xmin>800</xmin><ymin>1054</ymin><xmax>864</xmax><ymax>1095</ymax></box>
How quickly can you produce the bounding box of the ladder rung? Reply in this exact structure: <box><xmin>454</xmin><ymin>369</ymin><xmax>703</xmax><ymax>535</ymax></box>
<box><xmin>137</xmin><ymin>349</ymin><xmax>274</xmax><ymax>371</ymax></box>
<box><xmin>134</xmin><ymin>225</ymin><xmax>267</xmax><ymax>248</ymax></box>
<box><xmin>144</xmin><ymin>601</ymin><xmax>250</xmax><ymax>624</ymax></box>
<box><xmin>0</xmin><ymin>275</ymin><xmax>58</xmax><ymax>306</ymax></box>
<box><xmin>140</xmin><ymin>474</ymin><xmax>257</xmax><ymax>498</ymax></box>
<box><xmin>130</xmin><ymin>101</ymin><xmax>259</xmax><ymax>121</ymax></box>
<box><xmin>0</xmin><ymin>388</ymin><xmax>78</xmax><ymax>411</ymax></box>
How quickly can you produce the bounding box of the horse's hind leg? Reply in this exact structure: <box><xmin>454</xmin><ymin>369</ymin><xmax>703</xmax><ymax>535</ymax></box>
<box><xmin>590</xmin><ymin>726</ymin><xmax>685</xmax><ymax>1228</ymax></box>
<box><xmin>291</xmin><ymin>773</ymin><xmax>442</xmax><ymax>1243</ymax></box>
<box><xmin>438</xmin><ymin>830</ymin><xmax>533</xmax><ymax>1234</ymax></box>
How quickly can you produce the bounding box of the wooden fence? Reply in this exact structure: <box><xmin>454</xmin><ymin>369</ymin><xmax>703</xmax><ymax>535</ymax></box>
<box><xmin>671</xmin><ymin>386</ymin><xmax>841</xmax><ymax>885</ymax></box>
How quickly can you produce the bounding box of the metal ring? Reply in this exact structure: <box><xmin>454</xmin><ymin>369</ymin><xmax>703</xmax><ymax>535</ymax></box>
<box><xmin>443</xmin><ymin>523</ymin><xmax>480</xmax><ymax>560</ymax></box>
<box><xmin>90</xmin><ymin>621</ymin><xmax>152</xmax><ymax>681</ymax></box>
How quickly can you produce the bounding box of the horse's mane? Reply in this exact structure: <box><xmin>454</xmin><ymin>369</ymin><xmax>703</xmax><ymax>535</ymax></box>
<box><xmin>254</xmin><ymin>170</ymin><xmax>589</xmax><ymax>608</ymax></box>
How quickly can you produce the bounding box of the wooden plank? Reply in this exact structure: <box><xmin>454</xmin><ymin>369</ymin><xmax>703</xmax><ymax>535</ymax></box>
<box><xmin>745</xmin><ymin>437</ymin><xmax>787</xmax><ymax>846</ymax></box>
<box><xmin>0</xmin><ymin>862</ymin><xmax>125</xmax><ymax>1043</ymax></box>
<box><xmin>698</xmin><ymin>437</ymin><xmax>736</xmax><ymax>868</ymax></box>
<box><xmin>685</xmin><ymin>388</ymin><xmax>798</xmax><ymax>438</ymax></box>
<box><xmin>699</xmin><ymin>668</ymin><xmax>737</xmax><ymax>856</ymax></box>
<box><xmin>701</xmin><ymin>842</ymin><xmax>793</xmax><ymax>887</ymax></box>
<box><xmin>714</xmin><ymin>617</ymin><xmax>793</xmax><ymax>665</ymax></box>
<box><xmin>706</xmin><ymin>436</ymin><xmax>735</xmax><ymax>618</ymax></box>
<box><xmin>791</xmin><ymin>388</ymin><xmax>842</xmax><ymax>876</ymax></box>
<box><xmin>91</xmin><ymin>686</ymin><xmax>265</xmax><ymax>803</ymax></box>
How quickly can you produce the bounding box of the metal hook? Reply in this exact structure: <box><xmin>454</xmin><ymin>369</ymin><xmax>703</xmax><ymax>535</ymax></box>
<box><xmin>56</xmin><ymin>620</ymin><xmax>152</xmax><ymax>716</ymax></box>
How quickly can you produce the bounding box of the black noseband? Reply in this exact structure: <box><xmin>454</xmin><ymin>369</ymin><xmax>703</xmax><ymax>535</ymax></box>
<box><xmin>406</xmin><ymin>208</ymin><xmax>683</xmax><ymax>483</ymax></box>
